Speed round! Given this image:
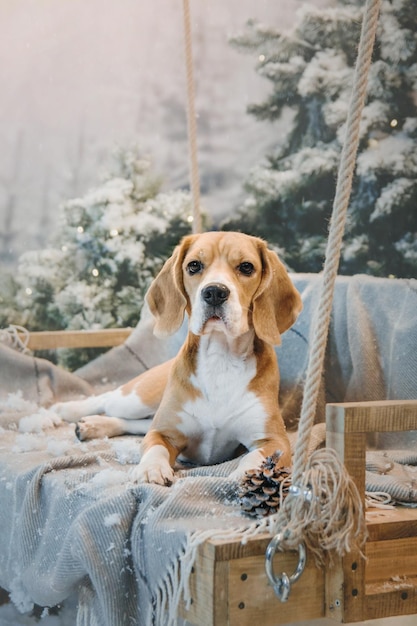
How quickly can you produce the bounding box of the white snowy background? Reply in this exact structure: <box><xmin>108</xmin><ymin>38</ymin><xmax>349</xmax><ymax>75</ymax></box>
<box><xmin>1</xmin><ymin>0</ymin><xmax>417</xmax><ymax>624</ymax></box>
<box><xmin>0</xmin><ymin>0</ymin><xmax>327</xmax><ymax>269</ymax></box>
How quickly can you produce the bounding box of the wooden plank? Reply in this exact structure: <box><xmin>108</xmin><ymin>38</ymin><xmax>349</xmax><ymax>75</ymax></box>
<box><xmin>227</xmin><ymin>552</ymin><xmax>324</xmax><ymax>626</ymax></box>
<box><xmin>181</xmin><ymin>551</ymin><xmax>229</xmax><ymax>626</ymax></box>
<box><xmin>212</xmin><ymin>560</ymin><xmax>230</xmax><ymax>626</ymax></box>
<box><xmin>327</xmin><ymin>400</ymin><xmax>417</xmax><ymax>435</ymax></box>
<box><xmin>326</xmin><ymin>558</ymin><xmax>344</xmax><ymax>622</ymax></box>
<box><xmin>326</xmin><ymin>552</ymin><xmax>366</xmax><ymax>624</ymax></box>
<box><xmin>366</xmin><ymin>577</ymin><xmax>417</xmax><ymax>596</ymax></box>
<box><xmin>326</xmin><ymin>400</ymin><xmax>417</xmax><ymax>623</ymax></box>
<box><xmin>185</xmin><ymin>537</ymin><xmax>325</xmax><ymax>626</ymax></box>
<box><xmin>364</xmin><ymin>585</ymin><xmax>417</xmax><ymax>620</ymax></box>
<box><xmin>366</xmin><ymin>537</ymin><xmax>417</xmax><ymax>584</ymax></box>
<box><xmin>326</xmin><ymin>417</ymin><xmax>367</xmax><ymax>623</ymax></box>
<box><xmin>199</xmin><ymin>534</ymin><xmax>271</xmax><ymax>562</ymax></box>
<box><xmin>22</xmin><ymin>328</ymin><xmax>132</xmax><ymax>350</ymax></box>
<box><xmin>363</xmin><ymin>510</ymin><xmax>417</xmax><ymax>620</ymax></box>
<box><xmin>366</xmin><ymin>508</ymin><xmax>417</xmax><ymax>541</ymax></box>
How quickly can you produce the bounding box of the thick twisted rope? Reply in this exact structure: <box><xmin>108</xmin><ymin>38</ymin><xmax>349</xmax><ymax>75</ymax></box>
<box><xmin>0</xmin><ymin>325</ymin><xmax>31</xmax><ymax>354</ymax></box>
<box><xmin>292</xmin><ymin>0</ymin><xmax>381</xmax><ymax>485</ymax></box>
<box><xmin>266</xmin><ymin>0</ymin><xmax>382</xmax><ymax>563</ymax></box>
<box><xmin>182</xmin><ymin>0</ymin><xmax>202</xmax><ymax>234</ymax></box>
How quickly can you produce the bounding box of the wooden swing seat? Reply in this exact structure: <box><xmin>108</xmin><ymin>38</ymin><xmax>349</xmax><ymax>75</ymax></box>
<box><xmin>23</xmin><ymin>330</ymin><xmax>417</xmax><ymax>625</ymax></box>
<box><xmin>182</xmin><ymin>399</ymin><xmax>417</xmax><ymax>625</ymax></box>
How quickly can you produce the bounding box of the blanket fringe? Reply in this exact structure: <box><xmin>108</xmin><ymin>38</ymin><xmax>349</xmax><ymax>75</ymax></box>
<box><xmin>160</xmin><ymin>526</ymin><xmax>256</xmax><ymax>625</ymax></box>
<box><xmin>76</xmin><ymin>584</ymin><xmax>102</xmax><ymax>626</ymax></box>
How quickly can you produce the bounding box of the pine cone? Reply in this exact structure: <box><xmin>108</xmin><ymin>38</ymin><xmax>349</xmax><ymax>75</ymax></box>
<box><xmin>239</xmin><ymin>452</ymin><xmax>291</xmax><ymax>518</ymax></box>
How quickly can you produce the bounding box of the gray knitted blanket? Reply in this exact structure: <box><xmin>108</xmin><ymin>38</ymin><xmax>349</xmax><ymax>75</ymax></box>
<box><xmin>0</xmin><ymin>273</ymin><xmax>416</xmax><ymax>625</ymax></box>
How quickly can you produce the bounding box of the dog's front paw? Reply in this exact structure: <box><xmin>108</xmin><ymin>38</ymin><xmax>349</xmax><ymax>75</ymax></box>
<box><xmin>52</xmin><ymin>401</ymin><xmax>84</xmax><ymax>423</ymax></box>
<box><xmin>75</xmin><ymin>415</ymin><xmax>125</xmax><ymax>441</ymax></box>
<box><xmin>229</xmin><ymin>449</ymin><xmax>266</xmax><ymax>482</ymax></box>
<box><xmin>130</xmin><ymin>452</ymin><xmax>174</xmax><ymax>487</ymax></box>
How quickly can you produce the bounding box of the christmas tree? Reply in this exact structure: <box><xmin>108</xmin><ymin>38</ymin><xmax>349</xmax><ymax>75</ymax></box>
<box><xmin>2</xmin><ymin>149</ymin><xmax>194</xmax><ymax>368</ymax></box>
<box><xmin>224</xmin><ymin>0</ymin><xmax>417</xmax><ymax>278</ymax></box>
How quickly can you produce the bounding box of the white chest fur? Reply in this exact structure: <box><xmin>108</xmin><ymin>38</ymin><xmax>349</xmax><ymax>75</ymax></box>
<box><xmin>177</xmin><ymin>331</ymin><xmax>267</xmax><ymax>465</ymax></box>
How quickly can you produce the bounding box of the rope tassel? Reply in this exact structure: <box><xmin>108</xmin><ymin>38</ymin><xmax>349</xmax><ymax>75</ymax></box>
<box><xmin>270</xmin><ymin>448</ymin><xmax>367</xmax><ymax>567</ymax></box>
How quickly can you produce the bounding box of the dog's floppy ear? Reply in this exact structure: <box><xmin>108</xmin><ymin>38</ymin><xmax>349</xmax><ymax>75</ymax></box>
<box><xmin>146</xmin><ymin>238</ymin><xmax>191</xmax><ymax>338</ymax></box>
<box><xmin>252</xmin><ymin>241</ymin><xmax>303</xmax><ymax>345</ymax></box>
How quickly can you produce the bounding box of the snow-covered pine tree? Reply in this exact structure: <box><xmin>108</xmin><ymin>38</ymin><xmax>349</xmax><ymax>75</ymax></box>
<box><xmin>224</xmin><ymin>0</ymin><xmax>417</xmax><ymax>277</ymax></box>
<box><xmin>4</xmin><ymin>149</ymin><xmax>193</xmax><ymax>368</ymax></box>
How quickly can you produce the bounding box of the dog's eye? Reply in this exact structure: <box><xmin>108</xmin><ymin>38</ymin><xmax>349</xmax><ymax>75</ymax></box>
<box><xmin>187</xmin><ymin>260</ymin><xmax>204</xmax><ymax>275</ymax></box>
<box><xmin>238</xmin><ymin>262</ymin><xmax>254</xmax><ymax>276</ymax></box>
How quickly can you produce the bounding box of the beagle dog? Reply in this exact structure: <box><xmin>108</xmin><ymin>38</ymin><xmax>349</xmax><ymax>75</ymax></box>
<box><xmin>54</xmin><ymin>231</ymin><xmax>302</xmax><ymax>486</ymax></box>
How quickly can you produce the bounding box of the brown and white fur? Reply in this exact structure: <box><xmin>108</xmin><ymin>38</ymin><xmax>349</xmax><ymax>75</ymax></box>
<box><xmin>54</xmin><ymin>232</ymin><xmax>302</xmax><ymax>486</ymax></box>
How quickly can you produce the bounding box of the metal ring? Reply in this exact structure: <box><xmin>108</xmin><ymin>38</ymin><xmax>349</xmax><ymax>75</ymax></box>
<box><xmin>265</xmin><ymin>533</ymin><xmax>306</xmax><ymax>602</ymax></box>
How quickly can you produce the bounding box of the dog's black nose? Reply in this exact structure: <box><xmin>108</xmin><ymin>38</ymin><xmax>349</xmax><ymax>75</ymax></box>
<box><xmin>201</xmin><ymin>283</ymin><xmax>230</xmax><ymax>306</ymax></box>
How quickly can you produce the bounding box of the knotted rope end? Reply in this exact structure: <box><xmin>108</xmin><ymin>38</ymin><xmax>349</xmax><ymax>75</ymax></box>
<box><xmin>270</xmin><ymin>448</ymin><xmax>367</xmax><ymax>568</ymax></box>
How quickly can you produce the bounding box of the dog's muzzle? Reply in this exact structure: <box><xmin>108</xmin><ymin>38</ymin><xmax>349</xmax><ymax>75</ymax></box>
<box><xmin>201</xmin><ymin>283</ymin><xmax>230</xmax><ymax>307</ymax></box>
<box><xmin>196</xmin><ymin>282</ymin><xmax>241</xmax><ymax>335</ymax></box>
